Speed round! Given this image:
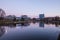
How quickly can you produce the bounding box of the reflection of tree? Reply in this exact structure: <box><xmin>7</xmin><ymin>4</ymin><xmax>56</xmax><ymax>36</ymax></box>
<box><xmin>0</xmin><ymin>24</ymin><xmax>16</xmax><ymax>28</ymax></box>
<box><xmin>32</xmin><ymin>21</ymin><xmax>36</xmax><ymax>24</ymax></box>
<box><xmin>0</xmin><ymin>27</ymin><xmax>5</xmax><ymax>37</ymax></box>
<box><xmin>17</xmin><ymin>22</ymin><xmax>30</xmax><ymax>26</ymax></box>
<box><xmin>7</xmin><ymin>24</ymin><xmax>16</xmax><ymax>28</ymax></box>
<box><xmin>57</xmin><ymin>34</ymin><xmax>60</xmax><ymax>40</ymax></box>
<box><xmin>0</xmin><ymin>24</ymin><xmax>16</xmax><ymax>37</ymax></box>
<box><xmin>55</xmin><ymin>23</ymin><xmax>59</xmax><ymax>27</ymax></box>
<box><xmin>0</xmin><ymin>24</ymin><xmax>17</xmax><ymax>37</ymax></box>
<box><xmin>44</xmin><ymin>21</ymin><xmax>60</xmax><ymax>27</ymax></box>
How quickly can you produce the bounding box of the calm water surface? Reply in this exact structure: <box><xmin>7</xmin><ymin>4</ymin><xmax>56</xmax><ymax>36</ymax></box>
<box><xmin>0</xmin><ymin>22</ymin><xmax>60</xmax><ymax>40</ymax></box>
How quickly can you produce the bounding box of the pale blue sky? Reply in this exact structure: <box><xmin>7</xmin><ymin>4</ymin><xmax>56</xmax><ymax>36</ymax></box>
<box><xmin>0</xmin><ymin>0</ymin><xmax>60</xmax><ymax>18</ymax></box>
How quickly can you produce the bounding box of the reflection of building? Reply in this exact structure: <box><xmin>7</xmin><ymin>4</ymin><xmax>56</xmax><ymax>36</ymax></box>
<box><xmin>39</xmin><ymin>22</ymin><xmax>44</xmax><ymax>27</ymax></box>
<box><xmin>39</xmin><ymin>14</ymin><xmax>44</xmax><ymax>19</ymax></box>
<box><xmin>0</xmin><ymin>9</ymin><xmax>6</xmax><ymax>17</ymax></box>
<box><xmin>0</xmin><ymin>27</ymin><xmax>5</xmax><ymax>37</ymax></box>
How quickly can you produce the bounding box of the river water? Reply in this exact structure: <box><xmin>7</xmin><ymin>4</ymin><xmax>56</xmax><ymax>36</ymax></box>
<box><xmin>0</xmin><ymin>22</ymin><xmax>60</xmax><ymax>40</ymax></box>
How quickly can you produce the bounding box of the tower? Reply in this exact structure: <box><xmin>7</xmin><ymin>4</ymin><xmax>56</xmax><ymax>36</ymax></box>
<box><xmin>39</xmin><ymin>14</ymin><xmax>44</xmax><ymax>19</ymax></box>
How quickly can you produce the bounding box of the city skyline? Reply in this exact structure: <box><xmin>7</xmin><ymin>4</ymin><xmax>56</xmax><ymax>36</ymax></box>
<box><xmin>0</xmin><ymin>0</ymin><xmax>60</xmax><ymax>18</ymax></box>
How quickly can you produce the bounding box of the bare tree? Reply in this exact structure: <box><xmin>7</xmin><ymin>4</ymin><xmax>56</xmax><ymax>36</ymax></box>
<box><xmin>0</xmin><ymin>9</ymin><xmax>6</xmax><ymax>19</ymax></box>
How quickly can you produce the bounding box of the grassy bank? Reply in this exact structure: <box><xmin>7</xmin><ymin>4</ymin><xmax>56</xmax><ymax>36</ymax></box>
<box><xmin>0</xmin><ymin>20</ymin><xmax>31</xmax><ymax>24</ymax></box>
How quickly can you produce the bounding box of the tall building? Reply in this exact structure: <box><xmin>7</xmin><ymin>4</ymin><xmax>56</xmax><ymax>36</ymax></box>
<box><xmin>39</xmin><ymin>14</ymin><xmax>44</xmax><ymax>19</ymax></box>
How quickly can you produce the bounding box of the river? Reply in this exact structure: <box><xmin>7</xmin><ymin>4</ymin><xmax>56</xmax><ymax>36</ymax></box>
<box><xmin>0</xmin><ymin>22</ymin><xmax>60</xmax><ymax>40</ymax></box>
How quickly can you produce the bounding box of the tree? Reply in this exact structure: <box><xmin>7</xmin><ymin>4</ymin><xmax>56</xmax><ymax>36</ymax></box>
<box><xmin>20</xmin><ymin>17</ymin><xmax>25</xmax><ymax>21</ymax></box>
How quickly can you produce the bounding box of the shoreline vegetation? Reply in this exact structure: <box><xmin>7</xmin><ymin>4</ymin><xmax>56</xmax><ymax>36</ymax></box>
<box><xmin>0</xmin><ymin>17</ymin><xmax>60</xmax><ymax>25</ymax></box>
<box><xmin>0</xmin><ymin>14</ymin><xmax>60</xmax><ymax>25</ymax></box>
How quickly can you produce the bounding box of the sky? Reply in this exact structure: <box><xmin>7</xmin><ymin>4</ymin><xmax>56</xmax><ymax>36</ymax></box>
<box><xmin>0</xmin><ymin>0</ymin><xmax>60</xmax><ymax>18</ymax></box>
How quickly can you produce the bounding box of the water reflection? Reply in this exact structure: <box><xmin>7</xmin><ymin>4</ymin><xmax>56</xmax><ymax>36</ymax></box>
<box><xmin>57</xmin><ymin>34</ymin><xmax>60</xmax><ymax>40</ymax></box>
<box><xmin>39</xmin><ymin>22</ymin><xmax>44</xmax><ymax>27</ymax></box>
<box><xmin>0</xmin><ymin>22</ymin><xmax>60</xmax><ymax>28</ymax></box>
<box><xmin>17</xmin><ymin>22</ymin><xmax>30</xmax><ymax>26</ymax></box>
<box><xmin>44</xmin><ymin>21</ymin><xmax>60</xmax><ymax>27</ymax></box>
<box><xmin>54</xmin><ymin>22</ymin><xmax>60</xmax><ymax>27</ymax></box>
<box><xmin>0</xmin><ymin>24</ymin><xmax>17</xmax><ymax>37</ymax></box>
<box><xmin>0</xmin><ymin>22</ymin><xmax>60</xmax><ymax>40</ymax></box>
<box><xmin>0</xmin><ymin>26</ymin><xmax>5</xmax><ymax>37</ymax></box>
<box><xmin>0</xmin><ymin>24</ymin><xmax>16</xmax><ymax>28</ymax></box>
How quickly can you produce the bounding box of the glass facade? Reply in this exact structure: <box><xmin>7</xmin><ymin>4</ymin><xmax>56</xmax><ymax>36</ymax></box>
<box><xmin>39</xmin><ymin>14</ymin><xmax>44</xmax><ymax>19</ymax></box>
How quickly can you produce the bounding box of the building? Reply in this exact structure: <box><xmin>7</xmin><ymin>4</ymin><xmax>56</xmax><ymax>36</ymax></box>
<box><xmin>39</xmin><ymin>14</ymin><xmax>44</xmax><ymax>19</ymax></box>
<box><xmin>5</xmin><ymin>15</ymin><xmax>16</xmax><ymax>21</ymax></box>
<box><xmin>16</xmin><ymin>17</ymin><xmax>21</xmax><ymax>21</ymax></box>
